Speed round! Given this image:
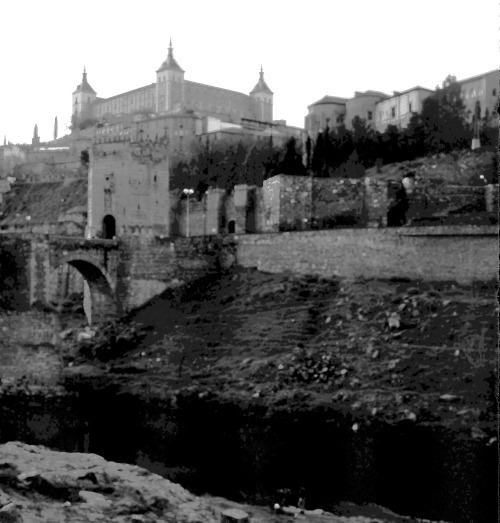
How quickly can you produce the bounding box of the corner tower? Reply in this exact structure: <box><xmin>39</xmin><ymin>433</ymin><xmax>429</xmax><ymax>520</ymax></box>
<box><xmin>156</xmin><ymin>39</ymin><xmax>185</xmax><ymax>113</ymax></box>
<box><xmin>250</xmin><ymin>66</ymin><xmax>273</xmax><ymax>122</ymax></box>
<box><xmin>72</xmin><ymin>67</ymin><xmax>97</xmax><ymax>124</ymax></box>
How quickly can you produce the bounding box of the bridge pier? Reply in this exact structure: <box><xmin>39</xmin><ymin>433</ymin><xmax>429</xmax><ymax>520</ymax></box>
<box><xmin>83</xmin><ymin>282</ymin><xmax>117</xmax><ymax>326</ymax></box>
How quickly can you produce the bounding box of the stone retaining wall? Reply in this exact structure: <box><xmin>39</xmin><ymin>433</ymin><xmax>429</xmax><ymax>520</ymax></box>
<box><xmin>233</xmin><ymin>225</ymin><xmax>498</xmax><ymax>284</ymax></box>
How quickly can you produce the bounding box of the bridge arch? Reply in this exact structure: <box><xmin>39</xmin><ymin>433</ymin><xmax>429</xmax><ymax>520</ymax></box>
<box><xmin>56</xmin><ymin>256</ymin><xmax>117</xmax><ymax>325</ymax></box>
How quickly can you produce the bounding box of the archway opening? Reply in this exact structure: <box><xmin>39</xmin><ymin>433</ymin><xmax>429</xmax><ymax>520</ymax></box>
<box><xmin>65</xmin><ymin>259</ymin><xmax>116</xmax><ymax>325</ymax></box>
<box><xmin>228</xmin><ymin>220</ymin><xmax>236</xmax><ymax>233</ymax></box>
<box><xmin>80</xmin><ymin>150</ymin><xmax>90</xmax><ymax>166</ymax></box>
<box><xmin>102</xmin><ymin>215</ymin><xmax>116</xmax><ymax>239</ymax></box>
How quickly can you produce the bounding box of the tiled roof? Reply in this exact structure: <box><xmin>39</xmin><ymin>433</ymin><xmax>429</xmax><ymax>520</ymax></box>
<box><xmin>387</xmin><ymin>86</ymin><xmax>434</xmax><ymax>98</ymax></box>
<box><xmin>457</xmin><ymin>69</ymin><xmax>498</xmax><ymax>85</ymax></box>
<box><xmin>250</xmin><ymin>69</ymin><xmax>273</xmax><ymax>95</ymax></box>
<box><xmin>308</xmin><ymin>95</ymin><xmax>348</xmax><ymax>107</ymax></box>
<box><xmin>94</xmin><ymin>84</ymin><xmax>155</xmax><ymax>103</ymax></box>
<box><xmin>156</xmin><ymin>43</ymin><xmax>184</xmax><ymax>73</ymax></box>
<box><xmin>73</xmin><ymin>70</ymin><xmax>96</xmax><ymax>95</ymax></box>
<box><xmin>353</xmin><ymin>90</ymin><xmax>390</xmax><ymax>99</ymax></box>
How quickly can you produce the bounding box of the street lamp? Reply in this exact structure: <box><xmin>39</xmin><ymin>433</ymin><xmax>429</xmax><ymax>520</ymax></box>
<box><xmin>183</xmin><ymin>188</ymin><xmax>194</xmax><ymax>237</ymax></box>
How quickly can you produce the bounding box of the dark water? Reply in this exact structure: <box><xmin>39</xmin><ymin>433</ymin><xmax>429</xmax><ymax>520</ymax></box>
<box><xmin>0</xmin><ymin>389</ymin><xmax>495</xmax><ymax>523</ymax></box>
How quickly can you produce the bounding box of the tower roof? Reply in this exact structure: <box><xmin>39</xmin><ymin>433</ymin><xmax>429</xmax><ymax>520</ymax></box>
<box><xmin>73</xmin><ymin>67</ymin><xmax>96</xmax><ymax>95</ymax></box>
<box><xmin>157</xmin><ymin>39</ymin><xmax>185</xmax><ymax>73</ymax></box>
<box><xmin>250</xmin><ymin>66</ymin><xmax>273</xmax><ymax>95</ymax></box>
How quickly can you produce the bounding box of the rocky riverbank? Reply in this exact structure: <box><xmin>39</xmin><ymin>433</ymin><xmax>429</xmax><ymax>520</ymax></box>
<box><xmin>0</xmin><ymin>441</ymin><xmax>447</xmax><ymax>523</ymax></box>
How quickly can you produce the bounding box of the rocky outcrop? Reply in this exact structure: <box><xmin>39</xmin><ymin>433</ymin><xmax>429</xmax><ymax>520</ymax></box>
<box><xmin>0</xmin><ymin>441</ymin><xmax>218</xmax><ymax>523</ymax></box>
<box><xmin>0</xmin><ymin>442</ymin><xmax>445</xmax><ymax>523</ymax></box>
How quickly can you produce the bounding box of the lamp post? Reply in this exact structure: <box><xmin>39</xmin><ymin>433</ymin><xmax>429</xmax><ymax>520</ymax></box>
<box><xmin>183</xmin><ymin>188</ymin><xmax>194</xmax><ymax>237</ymax></box>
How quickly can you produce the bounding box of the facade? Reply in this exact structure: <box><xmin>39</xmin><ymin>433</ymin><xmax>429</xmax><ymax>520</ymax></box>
<box><xmin>199</xmin><ymin>117</ymin><xmax>305</xmax><ymax>148</ymax></box>
<box><xmin>373</xmin><ymin>86</ymin><xmax>434</xmax><ymax>133</ymax></box>
<box><xmin>305</xmin><ymin>96</ymin><xmax>348</xmax><ymax>137</ymax></box>
<box><xmin>457</xmin><ymin>70</ymin><xmax>498</xmax><ymax>123</ymax></box>
<box><xmin>87</xmin><ymin>141</ymin><xmax>170</xmax><ymax>239</ymax></box>
<box><xmin>92</xmin><ymin>112</ymin><xmax>304</xmax><ymax>154</ymax></box>
<box><xmin>345</xmin><ymin>91</ymin><xmax>389</xmax><ymax>130</ymax></box>
<box><xmin>72</xmin><ymin>42</ymin><xmax>274</xmax><ymax>126</ymax></box>
<box><xmin>94</xmin><ymin>113</ymin><xmax>200</xmax><ymax>156</ymax></box>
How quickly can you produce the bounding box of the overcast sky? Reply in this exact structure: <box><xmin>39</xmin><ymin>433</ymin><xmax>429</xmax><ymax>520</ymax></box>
<box><xmin>1</xmin><ymin>0</ymin><xmax>497</xmax><ymax>144</ymax></box>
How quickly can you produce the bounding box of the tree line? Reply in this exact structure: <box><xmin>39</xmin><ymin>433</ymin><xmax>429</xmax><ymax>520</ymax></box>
<box><xmin>171</xmin><ymin>76</ymin><xmax>497</xmax><ymax>194</ymax></box>
<box><xmin>310</xmin><ymin>75</ymin><xmax>498</xmax><ymax>178</ymax></box>
<box><xmin>170</xmin><ymin>136</ymin><xmax>306</xmax><ymax>195</ymax></box>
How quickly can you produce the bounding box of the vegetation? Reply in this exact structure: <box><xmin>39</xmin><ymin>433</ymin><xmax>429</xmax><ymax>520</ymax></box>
<box><xmin>169</xmin><ymin>76</ymin><xmax>497</xmax><ymax>192</ymax></box>
<box><xmin>170</xmin><ymin>136</ymin><xmax>305</xmax><ymax>193</ymax></box>
<box><xmin>310</xmin><ymin>75</ymin><xmax>497</xmax><ymax>177</ymax></box>
<box><xmin>69</xmin><ymin>113</ymin><xmax>98</xmax><ymax>132</ymax></box>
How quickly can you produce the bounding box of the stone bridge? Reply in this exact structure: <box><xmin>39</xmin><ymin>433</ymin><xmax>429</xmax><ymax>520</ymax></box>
<box><xmin>46</xmin><ymin>237</ymin><xmax>121</xmax><ymax>323</ymax></box>
<box><xmin>0</xmin><ymin>225</ymin><xmax>496</xmax><ymax>326</ymax></box>
<box><xmin>1</xmin><ymin>233</ymin><xmax>227</xmax><ymax>325</ymax></box>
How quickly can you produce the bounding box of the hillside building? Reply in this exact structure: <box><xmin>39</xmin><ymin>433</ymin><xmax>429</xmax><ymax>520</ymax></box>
<box><xmin>346</xmin><ymin>91</ymin><xmax>390</xmax><ymax>130</ymax></box>
<box><xmin>72</xmin><ymin>41</ymin><xmax>274</xmax><ymax>127</ymax></box>
<box><xmin>304</xmin><ymin>96</ymin><xmax>348</xmax><ymax>136</ymax></box>
<box><xmin>374</xmin><ymin>86</ymin><xmax>434</xmax><ymax>133</ymax></box>
<box><xmin>457</xmin><ymin>69</ymin><xmax>498</xmax><ymax>122</ymax></box>
<box><xmin>305</xmin><ymin>69</ymin><xmax>498</xmax><ymax>136</ymax></box>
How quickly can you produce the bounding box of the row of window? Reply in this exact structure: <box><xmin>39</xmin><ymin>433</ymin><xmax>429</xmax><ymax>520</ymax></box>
<box><xmin>461</xmin><ymin>88</ymin><xmax>497</xmax><ymax>99</ymax></box>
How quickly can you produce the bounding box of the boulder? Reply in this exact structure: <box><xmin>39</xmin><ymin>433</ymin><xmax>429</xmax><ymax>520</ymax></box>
<box><xmin>220</xmin><ymin>508</ymin><xmax>250</xmax><ymax>522</ymax></box>
<box><xmin>0</xmin><ymin>503</ymin><xmax>22</xmax><ymax>523</ymax></box>
<box><xmin>0</xmin><ymin>441</ymin><xmax>212</xmax><ymax>522</ymax></box>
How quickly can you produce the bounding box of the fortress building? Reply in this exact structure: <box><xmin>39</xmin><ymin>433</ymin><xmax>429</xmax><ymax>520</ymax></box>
<box><xmin>72</xmin><ymin>40</ymin><xmax>273</xmax><ymax>126</ymax></box>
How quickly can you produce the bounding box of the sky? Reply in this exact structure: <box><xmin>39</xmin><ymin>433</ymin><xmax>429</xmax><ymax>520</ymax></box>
<box><xmin>0</xmin><ymin>0</ymin><xmax>498</xmax><ymax>144</ymax></box>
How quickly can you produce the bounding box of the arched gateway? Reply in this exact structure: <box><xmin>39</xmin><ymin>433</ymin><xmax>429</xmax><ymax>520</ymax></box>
<box><xmin>59</xmin><ymin>257</ymin><xmax>117</xmax><ymax>325</ymax></box>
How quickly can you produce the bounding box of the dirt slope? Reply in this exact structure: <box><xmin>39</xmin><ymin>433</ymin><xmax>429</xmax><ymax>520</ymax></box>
<box><xmin>70</xmin><ymin>268</ymin><xmax>497</xmax><ymax>435</ymax></box>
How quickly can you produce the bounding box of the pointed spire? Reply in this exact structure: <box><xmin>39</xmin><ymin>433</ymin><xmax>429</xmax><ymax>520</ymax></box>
<box><xmin>250</xmin><ymin>65</ymin><xmax>273</xmax><ymax>95</ymax></box>
<box><xmin>167</xmin><ymin>38</ymin><xmax>174</xmax><ymax>60</ymax></box>
<box><xmin>33</xmin><ymin>124</ymin><xmax>38</xmax><ymax>139</ymax></box>
<box><xmin>3</xmin><ymin>135</ymin><xmax>6</xmax><ymax>146</ymax></box>
<box><xmin>74</xmin><ymin>66</ymin><xmax>96</xmax><ymax>94</ymax></box>
<box><xmin>157</xmin><ymin>39</ymin><xmax>184</xmax><ymax>73</ymax></box>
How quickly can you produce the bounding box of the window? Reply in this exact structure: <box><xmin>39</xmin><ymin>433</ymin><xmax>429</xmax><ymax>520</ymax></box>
<box><xmin>391</xmin><ymin>107</ymin><xmax>396</xmax><ymax>118</ymax></box>
<box><xmin>409</xmin><ymin>102</ymin><xmax>412</xmax><ymax>112</ymax></box>
<box><xmin>493</xmin><ymin>88</ymin><xmax>497</xmax><ymax>97</ymax></box>
<box><xmin>367</xmin><ymin>111</ymin><xmax>373</xmax><ymax>120</ymax></box>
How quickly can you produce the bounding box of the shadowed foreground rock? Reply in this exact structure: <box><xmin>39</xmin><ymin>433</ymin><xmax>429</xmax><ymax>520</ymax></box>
<box><xmin>0</xmin><ymin>442</ymin><xmax>445</xmax><ymax>523</ymax></box>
